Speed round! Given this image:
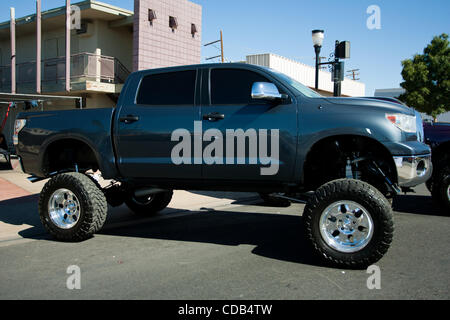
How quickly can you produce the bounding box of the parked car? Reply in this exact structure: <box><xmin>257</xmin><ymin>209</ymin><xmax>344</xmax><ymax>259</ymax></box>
<box><xmin>423</xmin><ymin>121</ymin><xmax>450</xmax><ymax>212</ymax></box>
<box><xmin>11</xmin><ymin>63</ymin><xmax>432</xmax><ymax>268</ymax></box>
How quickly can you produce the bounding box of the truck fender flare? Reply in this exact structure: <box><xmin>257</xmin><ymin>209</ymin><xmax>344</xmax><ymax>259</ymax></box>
<box><xmin>38</xmin><ymin>134</ymin><xmax>104</xmax><ymax>175</ymax></box>
<box><xmin>297</xmin><ymin>132</ymin><xmax>396</xmax><ymax>184</ymax></box>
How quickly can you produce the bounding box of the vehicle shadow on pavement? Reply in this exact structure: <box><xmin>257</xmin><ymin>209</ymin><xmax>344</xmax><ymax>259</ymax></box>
<box><xmin>0</xmin><ymin>194</ymin><xmax>165</xmax><ymax>240</ymax></box>
<box><xmin>99</xmin><ymin>209</ymin><xmax>321</xmax><ymax>267</ymax></box>
<box><xmin>0</xmin><ymin>191</ymin><xmax>320</xmax><ymax>266</ymax></box>
<box><xmin>0</xmin><ymin>194</ymin><xmax>47</xmax><ymax>239</ymax></box>
<box><xmin>394</xmin><ymin>194</ymin><xmax>445</xmax><ymax>216</ymax></box>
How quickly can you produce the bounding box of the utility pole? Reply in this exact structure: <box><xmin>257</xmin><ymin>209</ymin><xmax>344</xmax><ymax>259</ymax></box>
<box><xmin>220</xmin><ymin>30</ymin><xmax>224</xmax><ymax>63</ymax></box>
<box><xmin>204</xmin><ymin>30</ymin><xmax>225</xmax><ymax>62</ymax></box>
<box><xmin>346</xmin><ymin>69</ymin><xmax>360</xmax><ymax>81</ymax></box>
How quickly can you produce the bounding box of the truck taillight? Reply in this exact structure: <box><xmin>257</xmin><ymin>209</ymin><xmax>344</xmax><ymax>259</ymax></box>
<box><xmin>13</xmin><ymin>119</ymin><xmax>26</xmax><ymax>145</ymax></box>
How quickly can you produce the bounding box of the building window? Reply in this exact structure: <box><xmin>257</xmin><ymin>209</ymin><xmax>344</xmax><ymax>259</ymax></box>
<box><xmin>191</xmin><ymin>23</ymin><xmax>197</xmax><ymax>37</ymax></box>
<box><xmin>169</xmin><ymin>16</ymin><xmax>178</xmax><ymax>32</ymax></box>
<box><xmin>148</xmin><ymin>9</ymin><xmax>156</xmax><ymax>25</ymax></box>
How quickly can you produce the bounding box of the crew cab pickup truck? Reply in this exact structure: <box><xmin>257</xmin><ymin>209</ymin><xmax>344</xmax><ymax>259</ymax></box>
<box><xmin>424</xmin><ymin>121</ymin><xmax>450</xmax><ymax>211</ymax></box>
<box><xmin>12</xmin><ymin>63</ymin><xmax>432</xmax><ymax>268</ymax></box>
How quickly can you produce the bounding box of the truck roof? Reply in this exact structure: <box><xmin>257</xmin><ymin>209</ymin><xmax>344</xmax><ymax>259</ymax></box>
<box><xmin>132</xmin><ymin>63</ymin><xmax>271</xmax><ymax>76</ymax></box>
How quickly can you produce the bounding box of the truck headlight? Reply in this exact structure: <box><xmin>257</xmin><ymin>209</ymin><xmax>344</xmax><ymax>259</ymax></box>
<box><xmin>385</xmin><ymin>113</ymin><xmax>417</xmax><ymax>133</ymax></box>
<box><xmin>13</xmin><ymin>119</ymin><xmax>27</xmax><ymax>145</ymax></box>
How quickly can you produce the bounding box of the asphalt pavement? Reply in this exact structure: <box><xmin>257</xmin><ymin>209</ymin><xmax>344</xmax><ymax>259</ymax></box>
<box><xmin>0</xmin><ymin>177</ymin><xmax>449</xmax><ymax>300</ymax></box>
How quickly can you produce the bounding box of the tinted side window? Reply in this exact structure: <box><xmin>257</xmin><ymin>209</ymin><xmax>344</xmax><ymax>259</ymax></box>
<box><xmin>136</xmin><ymin>70</ymin><xmax>196</xmax><ymax>105</ymax></box>
<box><xmin>210</xmin><ymin>69</ymin><xmax>270</xmax><ymax>105</ymax></box>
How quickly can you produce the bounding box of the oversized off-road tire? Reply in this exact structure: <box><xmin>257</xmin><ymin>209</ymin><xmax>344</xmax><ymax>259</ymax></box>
<box><xmin>38</xmin><ymin>172</ymin><xmax>108</xmax><ymax>241</ymax></box>
<box><xmin>303</xmin><ymin>179</ymin><xmax>394</xmax><ymax>269</ymax></box>
<box><xmin>426</xmin><ymin>178</ymin><xmax>433</xmax><ymax>193</ymax></box>
<box><xmin>259</xmin><ymin>192</ymin><xmax>291</xmax><ymax>207</ymax></box>
<box><xmin>431</xmin><ymin>166</ymin><xmax>450</xmax><ymax>214</ymax></box>
<box><xmin>125</xmin><ymin>191</ymin><xmax>173</xmax><ymax>215</ymax></box>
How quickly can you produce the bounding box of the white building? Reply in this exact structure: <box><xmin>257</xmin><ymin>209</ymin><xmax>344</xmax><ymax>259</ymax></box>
<box><xmin>374</xmin><ymin>88</ymin><xmax>405</xmax><ymax>98</ymax></box>
<box><xmin>375</xmin><ymin>88</ymin><xmax>450</xmax><ymax>122</ymax></box>
<box><xmin>245</xmin><ymin>53</ymin><xmax>365</xmax><ymax>97</ymax></box>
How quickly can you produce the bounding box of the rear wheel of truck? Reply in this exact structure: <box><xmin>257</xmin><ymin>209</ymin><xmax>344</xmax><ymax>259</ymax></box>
<box><xmin>38</xmin><ymin>172</ymin><xmax>108</xmax><ymax>241</ymax></box>
<box><xmin>303</xmin><ymin>179</ymin><xmax>394</xmax><ymax>269</ymax></box>
<box><xmin>431</xmin><ymin>166</ymin><xmax>450</xmax><ymax>214</ymax></box>
<box><xmin>125</xmin><ymin>191</ymin><xmax>173</xmax><ymax>215</ymax></box>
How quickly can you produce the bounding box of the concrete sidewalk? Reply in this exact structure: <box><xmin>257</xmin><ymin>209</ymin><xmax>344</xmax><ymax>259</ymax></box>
<box><xmin>0</xmin><ymin>177</ymin><xmax>31</xmax><ymax>201</ymax></box>
<box><xmin>0</xmin><ymin>170</ymin><xmax>259</xmax><ymax>243</ymax></box>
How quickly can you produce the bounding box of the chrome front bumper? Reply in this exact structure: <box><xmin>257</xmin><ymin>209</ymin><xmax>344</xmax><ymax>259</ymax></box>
<box><xmin>393</xmin><ymin>154</ymin><xmax>432</xmax><ymax>187</ymax></box>
<box><xmin>10</xmin><ymin>155</ymin><xmax>24</xmax><ymax>173</ymax></box>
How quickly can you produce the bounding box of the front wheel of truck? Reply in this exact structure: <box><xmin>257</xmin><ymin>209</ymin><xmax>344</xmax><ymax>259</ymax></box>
<box><xmin>125</xmin><ymin>191</ymin><xmax>173</xmax><ymax>215</ymax></box>
<box><xmin>38</xmin><ymin>172</ymin><xmax>108</xmax><ymax>241</ymax></box>
<box><xmin>303</xmin><ymin>179</ymin><xmax>394</xmax><ymax>269</ymax></box>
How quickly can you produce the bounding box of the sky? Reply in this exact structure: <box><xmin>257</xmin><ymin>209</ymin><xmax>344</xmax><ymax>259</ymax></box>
<box><xmin>0</xmin><ymin>0</ymin><xmax>449</xmax><ymax>96</ymax></box>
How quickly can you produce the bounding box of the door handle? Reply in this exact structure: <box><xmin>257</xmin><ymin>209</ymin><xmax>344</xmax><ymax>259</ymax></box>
<box><xmin>119</xmin><ymin>115</ymin><xmax>140</xmax><ymax>124</ymax></box>
<box><xmin>203</xmin><ymin>112</ymin><xmax>225</xmax><ymax>122</ymax></box>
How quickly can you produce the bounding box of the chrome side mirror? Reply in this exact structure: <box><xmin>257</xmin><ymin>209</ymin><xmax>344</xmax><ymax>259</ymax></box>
<box><xmin>251</xmin><ymin>82</ymin><xmax>283</xmax><ymax>101</ymax></box>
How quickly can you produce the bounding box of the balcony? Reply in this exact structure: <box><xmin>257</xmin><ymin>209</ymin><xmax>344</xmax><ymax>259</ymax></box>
<box><xmin>0</xmin><ymin>52</ymin><xmax>131</xmax><ymax>94</ymax></box>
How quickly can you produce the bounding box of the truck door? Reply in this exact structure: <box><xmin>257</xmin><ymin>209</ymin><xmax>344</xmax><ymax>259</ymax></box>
<box><xmin>201</xmin><ymin>67</ymin><xmax>298</xmax><ymax>182</ymax></box>
<box><xmin>115</xmin><ymin>69</ymin><xmax>201</xmax><ymax>179</ymax></box>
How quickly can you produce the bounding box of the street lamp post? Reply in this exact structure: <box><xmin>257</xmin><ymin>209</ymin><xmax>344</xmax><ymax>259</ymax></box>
<box><xmin>312</xmin><ymin>31</ymin><xmax>350</xmax><ymax>97</ymax></box>
<box><xmin>312</xmin><ymin>30</ymin><xmax>324</xmax><ymax>90</ymax></box>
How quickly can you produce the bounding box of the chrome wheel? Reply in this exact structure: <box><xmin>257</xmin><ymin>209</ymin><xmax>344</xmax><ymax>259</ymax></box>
<box><xmin>319</xmin><ymin>200</ymin><xmax>374</xmax><ymax>253</ymax></box>
<box><xmin>48</xmin><ymin>188</ymin><xmax>81</xmax><ymax>229</ymax></box>
<box><xmin>447</xmin><ymin>184</ymin><xmax>450</xmax><ymax>201</ymax></box>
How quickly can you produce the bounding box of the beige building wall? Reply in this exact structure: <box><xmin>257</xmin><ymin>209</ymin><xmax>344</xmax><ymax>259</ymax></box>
<box><xmin>96</xmin><ymin>20</ymin><xmax>133</xmax><ymax>71</ymax></box>
<box><xmin>133</xmin><ymin>0</ymin><xmax>202</xmax><ymax>71</ymax></box>
<box><xmin>0</xmin><ymin>28</ymin><xmax>78</xmax><ymax>64</ymax></box>
<box><xmin>0</xmin><ymin>21</ymin><xmax>132</xmax><ymax>69</ymax></box>
<box><xmin>0</xmin><ymin>16</ymin><xmax>132</xmax><ymax>109</ymax></box>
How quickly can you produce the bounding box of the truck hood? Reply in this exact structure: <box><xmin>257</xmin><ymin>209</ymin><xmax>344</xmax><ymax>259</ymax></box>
<box><xmin>323</xmin><ymin>97</ymin><xmax>415</xmax><ymax>116</ymax></box>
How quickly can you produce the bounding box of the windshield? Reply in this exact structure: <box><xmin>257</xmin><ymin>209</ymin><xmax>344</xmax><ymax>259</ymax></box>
<box><xmin>270</xmin><ymin>69</ymin><xmax>322</xmax><ymax>98</ymax></box>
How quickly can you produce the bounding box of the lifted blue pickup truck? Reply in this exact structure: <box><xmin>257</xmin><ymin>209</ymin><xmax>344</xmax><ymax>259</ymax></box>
<box><xmin>11</xmin><ymin>63</ymin><xmax>432</xmax><ymax>268</ymax></box>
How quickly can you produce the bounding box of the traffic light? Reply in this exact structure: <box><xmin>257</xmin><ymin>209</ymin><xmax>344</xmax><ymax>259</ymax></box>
<box><xmin>335</xmin><ymin>41</ymin><xmax>350</xmax><ymax>59</ymax></box>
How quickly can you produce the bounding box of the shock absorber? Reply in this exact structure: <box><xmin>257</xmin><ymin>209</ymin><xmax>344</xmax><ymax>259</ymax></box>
<box><xmin>346</xmin><ymin>154</ymin><xmax>362</xmax><ymax>180</ymax></box>
<box><xmin>345</xmin><ymin>158</ymin><xmax>353</xmax><ymax>179</ymax></box>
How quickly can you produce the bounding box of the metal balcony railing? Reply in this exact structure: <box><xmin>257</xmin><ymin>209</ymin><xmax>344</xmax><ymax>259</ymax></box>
<box><xmin>0</xmin><ymin>52</ymin><xmax>131</xmax><ymax>92</ymax></box>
